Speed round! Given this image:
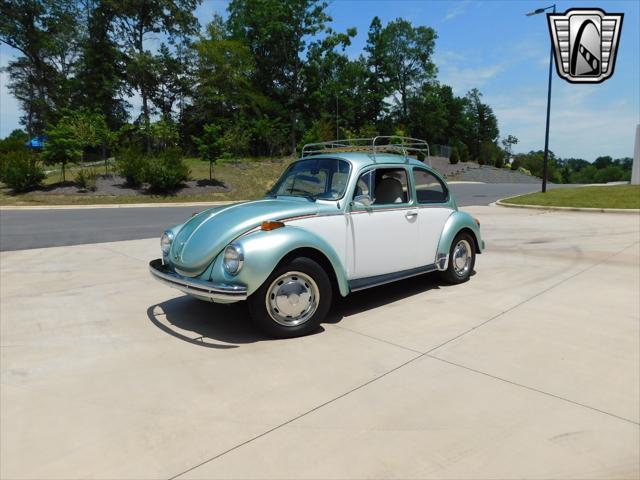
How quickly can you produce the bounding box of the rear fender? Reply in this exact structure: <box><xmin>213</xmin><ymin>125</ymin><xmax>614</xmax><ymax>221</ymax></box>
<box><xmin>435</xmin><ymin>211</ymin><xmax>483</xmax><ymax>270</ymax></box>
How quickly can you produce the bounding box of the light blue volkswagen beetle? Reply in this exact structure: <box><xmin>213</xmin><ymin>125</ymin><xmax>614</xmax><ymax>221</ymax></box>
<box><xmin>150</xmin><ymin>137</ymin><xmax>484</xmax><ymax>338</ymax></box>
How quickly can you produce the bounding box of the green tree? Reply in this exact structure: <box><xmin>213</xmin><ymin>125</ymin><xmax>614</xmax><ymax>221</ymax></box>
<box><xmin>570</xmin><ymin>164</ymin><xmax>598</xmax><ymax>183</ymax></box>
<box><xmin>227</xmin><ymin>0</ymin><xmax>333</xmax><ymax>153</ymax></box>
<box><xmin>43</xmin><ymin>119</ymin><xmax>83</xmax><ymax>181</ymax></box>
<box><xmin>192</xmin><ymin>17</ymin><xmax>258</xmax><ymax>125</ymax></box>
<box><xmin>363</xmin><ymin>16</ymin><xmax>391</xmax><ymax>123</ymax></box>
<box><xmin>109</xmin><ymin>0</ymin><xmax>200</xmax><ymax>147</ymax></box>
<box><xmin>501</xmin><ymin>134</ymin><xmax>518</xmax><ymax>167</ymax></box>
<box><xmin>479</xmin><ymin>140</ymin><xmax>500</xmax><ymax>166</ymax></box>
<box><xmin>1</xmin><ymin>0</ymin><xmax>82</xmax><ymax>134</ymax></box>
<box><xmin>150</xmin><ymin>43</ymin><xmax>193</xmax><ymax>121</ymax></box>
<box><xmin>594</xmin><ymin>165</ymin><xmax>628</xmax><ymax>183</ymax></box>
<box><xmin>0</xmin><ymin>129</ymin><xmax>29</xmax><ymax>154</ymax></box>
<box><xmin>377</xmin><ymin>18</ymin><xmax>437</xmax><ymax>122</ymax></box>
<box><xmin>192</xmin><ymin>123</ymin><xmax>223</xmax><ymax>180</ymax></box>
<box><xmin>464</xmin><ymin>88</ymin><xmax>499</xmax><ymax>160</ymax></box>
<box><xmin>43</xmin><ymin>109</ymin><xmax>112</xmax><ymax>180</ymax></box>
<box><xmin>594</xmin><ymin>155</ymin><xmax>613</xmax><ymax>169</ymax></box>
<box><xmin>75</xmin><ymin>0</ymin><xmax>128</xmax><ymax>130</ymax></box>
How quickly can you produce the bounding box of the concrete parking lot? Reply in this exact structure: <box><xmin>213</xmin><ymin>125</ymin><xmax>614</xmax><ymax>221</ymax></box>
<box><xmin>1</xmin><ymin>205</ymin><xmax>639</xmax><ymax>479</ymax></box>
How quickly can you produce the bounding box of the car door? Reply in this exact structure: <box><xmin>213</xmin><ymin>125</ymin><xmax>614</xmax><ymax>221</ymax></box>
<box><xmin>347</xmin><ymin>166</ymin><xmax>419</xmax><ymax>279</ymax></box>
<box><xmin>412</xmin><ymin>168</ymin><xmax>454</xmax><ymax>266</ymax></box>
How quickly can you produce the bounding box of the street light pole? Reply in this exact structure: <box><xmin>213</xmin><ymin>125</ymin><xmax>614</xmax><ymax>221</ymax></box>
<box><xmin>526</xmin><ymin>4</ymin><xmax>556</xmax><ymax>193</ymax></box>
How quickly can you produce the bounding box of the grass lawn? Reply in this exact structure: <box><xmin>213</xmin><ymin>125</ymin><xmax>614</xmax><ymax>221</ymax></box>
<box><xmin>501</xmin><ymin>185</ymin><xmax>640</xmax><ymax>210</ymax></box>
<box><xmin>0</xmin><ymin>157</ymin><xmax>293</xmax><ymax>206</ymax></box>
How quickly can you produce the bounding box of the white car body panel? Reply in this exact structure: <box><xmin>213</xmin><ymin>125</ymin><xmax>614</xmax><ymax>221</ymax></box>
<box><xmin>347</xmin><ymin>208</ymin><xmax>420</xmax><ymax>279</ymax></box>
<box><xmin>288</xmin><ymin>214</ymin><xmax>349</xmax><ymax>274</ymax></box>
<box><xmin>415</xmin><ymin>207</ymin><xmax>454</xmax><ymax>266</ymax></box>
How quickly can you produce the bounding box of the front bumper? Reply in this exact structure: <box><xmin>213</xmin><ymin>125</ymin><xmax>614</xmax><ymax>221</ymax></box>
<box><xmin>149</xmin><ymin>259</ymin><xmax>248</xmax><ymax>301</ymax></box>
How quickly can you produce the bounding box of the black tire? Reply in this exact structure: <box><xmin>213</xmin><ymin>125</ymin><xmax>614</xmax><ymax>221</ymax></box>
<box><xmin>248</xmin><ymin>257</ymin><xmax>332</xmax><ymax>338</ymax></box>
<box><xmin>439</xmin><ymin>232</ymin><xmax>476</xmax><ymax>284</ymax></box>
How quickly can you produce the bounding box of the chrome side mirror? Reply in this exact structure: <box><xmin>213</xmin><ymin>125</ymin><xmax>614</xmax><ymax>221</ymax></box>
<box><xmin>352</xmin><ymin>194</ymin><xmax>373</xmax><ymax>208</ymax></box>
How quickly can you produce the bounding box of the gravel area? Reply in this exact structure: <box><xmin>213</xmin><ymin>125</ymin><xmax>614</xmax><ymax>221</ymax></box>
<box><xmin>427</xmin><ymin>157</ymin><xmax>543</xmax><ymax>184</ymax></box>
<box><xmin>449</xmin><ymin>166</ymin><xmax>543</xmax><ymax>184</ymax></box>
<box><xmin>18</xmin><ymin>174</ymin><xmax>232</xmax><ymax>197</ymax></box>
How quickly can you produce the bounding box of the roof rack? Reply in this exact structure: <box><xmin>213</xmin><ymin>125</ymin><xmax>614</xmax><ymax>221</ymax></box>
<box><xmin>301</xmin><ymin>136</ymin><xmax>431</xmax><ymax>166</ymax></box>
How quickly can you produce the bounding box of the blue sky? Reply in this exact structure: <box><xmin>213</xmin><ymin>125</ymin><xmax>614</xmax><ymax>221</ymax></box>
<box><xmin>1</xmin><ymin>0</ymin><xmax>638</xmax><ymax>160</ymax></box>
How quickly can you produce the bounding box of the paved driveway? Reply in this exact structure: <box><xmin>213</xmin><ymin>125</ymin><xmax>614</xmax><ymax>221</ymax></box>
<box><xmin>0</xmin><ymin>183</ymin><xmax>572</xmax><ymax>251</ymax></box>
<box><xmin>1</xmin><ymin>206</ymin><xmax>638</xmax><ymax>479</ymax></box>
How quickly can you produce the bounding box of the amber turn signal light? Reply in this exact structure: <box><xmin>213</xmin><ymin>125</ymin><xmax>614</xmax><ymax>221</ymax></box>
<box><xmin>261</xmin><ymin>220</ymin><xmax>285</xmax><ymax>231</ymax></box>
<box><xmin>474</xmin><ymin>217</ymin><xmax>481</xmax><ymax>227</ymax></box>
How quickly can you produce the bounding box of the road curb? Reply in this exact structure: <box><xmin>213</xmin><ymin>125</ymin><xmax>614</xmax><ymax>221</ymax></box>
<box><xmin>0</xmin><ymin>200</ymin><xmax>240</xmax><ymax>211</ymax></box>
<box><xmin>494</xmin><ymin>199</ymin><xmax>640</xmax><ymax>214</ymax></box>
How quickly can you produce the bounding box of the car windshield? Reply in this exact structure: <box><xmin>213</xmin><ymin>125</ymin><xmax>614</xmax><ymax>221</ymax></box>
<box><xmin>269</xmin><ymin>158</ymin><xmax>350</xmax><ymax>200</ymax></box>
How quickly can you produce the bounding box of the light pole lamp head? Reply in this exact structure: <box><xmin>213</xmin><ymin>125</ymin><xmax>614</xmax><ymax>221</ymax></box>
<box><xmin>526</xmin><ymin>8</ymin><xmax>545</xmax><ymax>16</ymax></box>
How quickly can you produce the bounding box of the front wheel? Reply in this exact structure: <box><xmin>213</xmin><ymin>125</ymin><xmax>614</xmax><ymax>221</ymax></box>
<box><xmin>247</xmin><ymin>257</ymin><xmax>332</xmax><ymax>338</ymax></box>
<box><xmin>440</xmin><ymin>232</ymin><xmax>476</xmax><ymax>284</ymax></box>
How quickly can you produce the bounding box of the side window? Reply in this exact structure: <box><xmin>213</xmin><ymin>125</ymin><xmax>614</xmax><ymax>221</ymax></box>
<box><xmin>413</xmin><ymin>168</ymin><xmax>447</xmax><ymax>203</ymax></box>
<box><xmin>354</xmin><ymin>168</ymin><xmax>410</xmax><ymax>206</ymax></box>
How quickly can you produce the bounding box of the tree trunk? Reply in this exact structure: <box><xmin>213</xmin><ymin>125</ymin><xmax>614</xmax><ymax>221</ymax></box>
<box><xmin>290</xmin><ymin>113</ymin><xmax>296</xmax><ymax>156</ymax></box>
<box><xmin>142</xmin><ymin>90</ymin><xmax>151</xmax><ymax>152</ymax></box>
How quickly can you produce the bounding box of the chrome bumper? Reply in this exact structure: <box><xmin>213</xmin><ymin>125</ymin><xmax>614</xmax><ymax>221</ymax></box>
<box><xmin>149</xmin><ymin>259</ymin><xmax>248</xmax><ymax>301</ymax></box>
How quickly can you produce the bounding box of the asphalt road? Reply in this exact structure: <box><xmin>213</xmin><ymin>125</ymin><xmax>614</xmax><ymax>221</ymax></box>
<box><xmin>0</xmin><ymin>183</ymin><xmax>553</xmax><ymax>251</ymax></box>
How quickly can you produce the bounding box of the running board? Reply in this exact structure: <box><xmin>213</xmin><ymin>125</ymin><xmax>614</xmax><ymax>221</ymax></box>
<box><xmin>349</xmin><ymin>264</ymin><xmax>438</xmax><ymax>292</ymax></box>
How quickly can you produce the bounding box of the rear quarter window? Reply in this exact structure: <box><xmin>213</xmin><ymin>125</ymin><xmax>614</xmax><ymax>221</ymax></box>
<box><xmin>413</xmin><ymin>168</ymin><xmax>448</xmax><ymax>203</ymax></box>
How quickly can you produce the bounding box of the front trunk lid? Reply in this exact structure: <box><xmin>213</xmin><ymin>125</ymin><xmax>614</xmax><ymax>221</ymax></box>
<box><xmin>169</xmin><ymin>198</ymin><xmax>320</xmax><ymax>276</ymax></box>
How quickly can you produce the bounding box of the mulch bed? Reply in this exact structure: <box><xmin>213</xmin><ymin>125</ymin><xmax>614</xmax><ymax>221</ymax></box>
<box><xmin>10</xmin><ymin>174</ymin><xmax>232</xmax><ymax>197</ymax></box>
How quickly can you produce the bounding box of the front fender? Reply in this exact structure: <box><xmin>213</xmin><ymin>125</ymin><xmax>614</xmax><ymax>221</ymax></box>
<box><xmin>436</xmin><ymin>210</ymin><xmax>484</xmax><ymax>268</ymax></box>
<box><xmin>207</xmin><ymin>226</ymin><xmax>350</xmax><ymax>298</ymax></box>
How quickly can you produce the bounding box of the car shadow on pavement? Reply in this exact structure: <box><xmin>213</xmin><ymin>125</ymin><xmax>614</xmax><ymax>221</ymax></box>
<box><xmin>325</xmin><ymin>271</ymin><xmax>443</xmax><ymax>324</ymax></box>
<box><xmin>147</xmin><ymin>271</ymin><xmax>453</xmax><ymax>348</ymax></box>
<box><xmin>147</xmin><ymin>298</ymin><xmax>265</xmax><ymax>349</ymax></box>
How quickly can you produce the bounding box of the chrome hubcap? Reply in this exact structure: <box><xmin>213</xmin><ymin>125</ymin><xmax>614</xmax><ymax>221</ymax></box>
<box><xmin>266</xmin><ymin>271</ymin><xmax>319</xmax><ymax>327</ymax></box>
<box><xmin>453</xmin><ymin>239</ymin><xmax>472</xmax><ymax>277</ymax></box>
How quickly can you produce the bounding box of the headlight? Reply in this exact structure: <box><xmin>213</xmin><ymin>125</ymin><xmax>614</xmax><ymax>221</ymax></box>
<box><xmin>223</xmin><ymin>244</ymin><xmax>244</xmax><ymax>275</ymax></box>
<box><xmin>160</xmin><ymin>231</ymin><xmax>174</xmax><ymax>255</ymax></box>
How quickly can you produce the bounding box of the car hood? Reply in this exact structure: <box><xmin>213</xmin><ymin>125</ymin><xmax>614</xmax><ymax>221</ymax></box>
<box><xmin>169</xmin><ymin>197</ymin><xmax>323</xmax><ymax>276</ymax></box>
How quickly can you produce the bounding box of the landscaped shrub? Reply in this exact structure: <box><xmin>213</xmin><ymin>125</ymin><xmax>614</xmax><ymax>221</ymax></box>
<box><xmin>116</xmin><ymin>147</ymin><xmax>146</xmax><ymax>186</ymax></box>
<box><xmin>75</xmin><ymin>168</ymin><xmax>99</xmax><ymax>191</ymax></box>
<box><xmin>144</xmin><ymin>147</ymin><xmax>190</xmax><ymax>193</ymax></box>
<box><xmin>518</xmin><ymin>167</ymin><xmax>532</xmax><ymax>176</ymax></box>
<box><xmin>449</xmin><ymin>147</ymin><xmax>460</xmax><ymax>164</ymax></box>
<box><xmin>1</xmin><ymin>151</ymin><xmax>45</xmax><ymax>192</ymax></box>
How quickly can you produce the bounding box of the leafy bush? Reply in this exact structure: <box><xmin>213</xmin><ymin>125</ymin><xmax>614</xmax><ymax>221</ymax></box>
<box><xmin>449</xmin><ymin>147</ymin><xmax>460</xmax><ymax>164</ymax></box>
<box><xmin>1</xmin><ymin>151</ymin><xmax>45</xmax><ymax>192</ymax></box>
<box><xmin>75</xmin><ymin>169</ymin><xmax>99</xmax><ymax>191</ymax></box>
<box><xmin>518</xmin><ymin>167</ymin><xmax>532</xmax><ymax>176</ymax></box>
<box><xmin>116</xmin><ymin>147</ymin><xmax>147</xmax><ymax>186</ymax></box>
<box><xmin>144</xmin><ymin>148</ymin><xmax>190</xmax><ymax>193</ymax></box>
<box><xmin>0</xmin><ymin>130</ymin><xmax>29</xmax><ymax>154</ymax></box>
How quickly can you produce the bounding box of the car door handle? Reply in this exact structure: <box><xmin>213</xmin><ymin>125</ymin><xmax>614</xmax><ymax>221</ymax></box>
<box><xmin>405</xmin><ymin>211</ymin><xmax>418</xmax><ymax>218</ymax></box>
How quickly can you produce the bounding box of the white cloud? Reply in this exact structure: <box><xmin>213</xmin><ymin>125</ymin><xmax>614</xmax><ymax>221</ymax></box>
<box><xmin>444</xmin><ymin>1</ymin><xmax>471</xmax><ymax>22</ymax></box>
<box><xmin>490</xmin><ymin>83</ymin><xmax>639</xmax><ymax>161</ymax></box>
<box><xmin>438</xmin><ymin>63</ymin><xmax>504</xmax><ymax>94</ymax></box>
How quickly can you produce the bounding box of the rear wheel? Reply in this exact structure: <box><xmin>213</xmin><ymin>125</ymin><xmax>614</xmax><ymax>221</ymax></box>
<box><xmin>440</xmin><ymin>232</ymin><xmax>476</xmax><ymax>284</ymax></box>
<box><xmin>248</xmin><ymin>257</ymin><xmax>332</xmax><ymax>338</ymax></box>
